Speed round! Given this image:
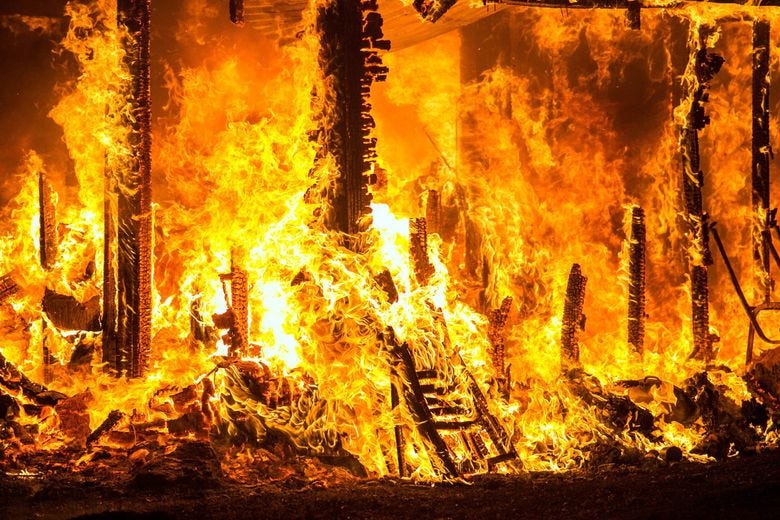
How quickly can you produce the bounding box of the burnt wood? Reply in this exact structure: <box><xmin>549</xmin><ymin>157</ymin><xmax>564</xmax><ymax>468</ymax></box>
<box><xmin>752</xmin><ymin>19</ymin><xmax>771</xmax><ymax>303</ymax></box>
<box><xmin>627</xmin><ymin>206</ymin><xmax>646</xmax><ymax>355</ymax></box>
<box><xmin>42</xmin><ymin>289</ymin><xmax>101</xmax><ymax>332</ymax></box>
<box><xmin>314</xmin><ymin>0</ymin><xmax>388</xmax><ymax>252</ymax></box>
<box><xmin>111</xmin><ymin>0</ymin><xmax>152</xmax><ymax>378</ymax></box>
<box><xmin>561</xmin><ymin>264</ymin><xmax>587</xmax><ymax>374</ymax></box>
<box><xmin>680</xmin><ymin>33</ymin><xmax>722</xmax><ymax>363</ymax></box>
<box><xmin>38</xmin><ymin>168</ymin><xmax>58</xmax><ymax>270</ymax></box>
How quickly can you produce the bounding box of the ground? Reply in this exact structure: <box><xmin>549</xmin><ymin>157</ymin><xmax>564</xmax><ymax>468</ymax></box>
<box><xmin>2</xmin><ymin>447</ymin><xmax>780</xmax><ymax>519</ymax></box>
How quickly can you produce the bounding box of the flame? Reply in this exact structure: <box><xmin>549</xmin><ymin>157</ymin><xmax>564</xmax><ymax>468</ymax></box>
<box><xmin>1</xmin><ymin>0</ymin><xmax>780</xmax><ymax>480</ymax></box>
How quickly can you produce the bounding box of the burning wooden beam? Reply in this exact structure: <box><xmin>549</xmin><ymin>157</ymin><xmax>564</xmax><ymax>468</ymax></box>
<box><xmin>752</xmin><ymin>18</ymin><xmax>771</xmax><ymax>304</ymax></box>
<box><xmin>425</xmin><ymin>189</ymin><xmax>441</xmax><ymax>236</ymax></box>
<box><xmin>627</xmin><ymin>206</ymin><xmax>646</xmax><ymax>356</ymax></box>
<box><xmin>38</xmin><ymin>168</ymin><xmax>58</xmax><ymax>270</ymax></box>
<box><xmin>105</xmin><ymin>0</ymin><xmax>152</xmax><ymax>378</ymax></box>
<box><xmin>0</xmin><ymin>273</ymin><xmax>19</xmax><ymax>303</ymax></box>
<box><xmin>228</xmin><ymin>250</ymin><xmax>249</xmax><ymax>358</ymax></box>
<box><xmin>410</xmin><ymin>217</ymin><xmax>434</xmax><ymax>285</ymax></box>
<box><xmin>488</xmin><ymin>296</ymin><xmax>512</xmax><ymax>397</ymax></box>
<box><xmin>680</xmin><ymin>30</ymin><xmax>722</xmax><ymax>363</ymax></box>
<box><xmin>314</xmin><ymin>0</ymin><xmax>388</xmax><ymax>252</ymax></box>
<box><xmin>561</xmin><ymin>264</ymin><xmax>587</xmax><ymax>374</ymax></box>
<box><xmin>213</xmin><ymin>250</ymin><xmax>250</xmax><ymax>358</ymax></box>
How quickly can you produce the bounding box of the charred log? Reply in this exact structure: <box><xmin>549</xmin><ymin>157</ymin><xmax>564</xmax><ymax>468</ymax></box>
<box><xmin>0</xmin><ymin>352</ymin><xmax>66</xmax><ymax>406</ymax></box>
<box><xmin>627</xmin><ymin>206</ymin><xmax>646</xmax><ymax>355</ymax></box>
<box><xmin>752</xmin><ymin>19</ymin><xmax>771</xmax><ymax>303</ymax></box>
<box><xmin>314</xmin><ymin>0</ymin><xmax>389</xmax><ymax>252</ymax></box>
<box><xmin>86</xmin><ymin>409</ymin><xmax>125</xmax><ymax>447</ymax></box>
<box><xmin>561</xmin><ymin>264</ymin><xmax>587</xmax><ymax>374</ymax></box>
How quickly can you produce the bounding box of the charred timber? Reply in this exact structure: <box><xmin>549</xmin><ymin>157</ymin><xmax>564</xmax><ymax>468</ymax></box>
<box><xmin>627</xmin><ymin>206</ymin><xmax>646</xmax><ymax>355</ymax></box>
<box><xmin>38</xmin><ymin>169</ymin><xmax>58</xmax><ymax>270</ymax></box>
<box><xmin>113</xmin><ymin>0</ymin><xmax>152</xmax><ymax>378</ymax></box>
<box><xmin>410</xmin><ymin>217</ymin><xmax>435</xmax><ymax>285</ymax></box>
<box><xmin>43</xmin><ymin>289</ymin><xmax>101</xmax><ymax>332</ymax></box>
<box><xmin>561</xmin><ymin>264</ymin><xmax>587</xmax><ymax>374</ymax></box>
<box><xmin>0</xmin><ymin>273</ymin><xmax>19</xmax><ymax>303</ymax></box>
<box><xmin>228</xmin><ymin>252</ymin><xmax>249</xmax><ymax>357</ymax></box>
<box><xmin>387</xmin><ymin>338</ymin><xmax>459</xmax><ymax>477</ymax></box>
<box><xmin>0</xmin><ymin>352</ymin><xmax>66</xmax><ymax>406</ymax></box>
<box><xmin>681</xmin><ymin>39</ymin><xmax>722</xmax><ymax>363</ymax></box>
<box><xmin>752</xmin><ymin>19</ymin><xmax>771</xmax><ymax>303</ymax></box>
<box><xmin>425</xmin><ymin>189</ymin><xmax>442</xmax><ymax>236</ymax></box>
<box><xmin>488</xmin><ymin>296</ymin><xmax>512</xmax><ymax>396</ymax></box>
<box><xmin>314</xmin><ymin>0</ymin><xmax>389</xmax><ymax>252</ymax></box>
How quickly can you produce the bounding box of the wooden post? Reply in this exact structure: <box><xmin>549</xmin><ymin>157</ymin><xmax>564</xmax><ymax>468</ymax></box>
<box><xmin>752</xmin><ymin>19</ymin><xmax>771</xmax><ymax>304</ymax></box>
<box><xmin>229</xmin><ymin>249</ymin><xmax>249</xmax><ymax>358</ymax></box>
<box><xmin>38</xmin><ymin>169</ymin><xmax>58</xmax><ymax>270</ymax></box>
<box><xmin>409</xmin><ymin>217</ymin><xmax>434</xmax><ymax>286</ymax></box>
<box><xmin>314</xmin><ymin>0</ymin><xmax>388</xmax><ymax>252</ymax></box>
<box><xmin>680</xmin><ymin>27</ymin><xmax>722</xmax><ymax>363</ymax></box>
<box><xmin>627</xmin><ymin>206</ymin><xmax>646</xmax><ymax>355</ymax></box>
<box><xmin>561</xmin><ymin>264</ymin><xmax>587</xmax><ymax>374</ymax></box>
<box><xmin>108</xmin><ymin>0</ymin><xmax>152</xmax><ymax>378</ymax></box>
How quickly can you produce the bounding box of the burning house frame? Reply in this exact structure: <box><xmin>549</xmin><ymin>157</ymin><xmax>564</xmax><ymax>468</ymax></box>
<box><xmin>3</xmin><ymin>0</ymin><xmax>780</xmax><ymax>516</ymax></box>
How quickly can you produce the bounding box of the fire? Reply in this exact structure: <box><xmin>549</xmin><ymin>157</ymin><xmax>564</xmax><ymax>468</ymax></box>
<box><xmin>1</xmin><ymin>0</ymin><xmax>780</xmax><ymax>482</ymax></box>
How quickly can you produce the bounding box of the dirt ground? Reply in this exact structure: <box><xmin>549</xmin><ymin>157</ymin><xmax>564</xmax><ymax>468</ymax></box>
<box><xmin>1</xmin><ymin>447</ymin><xmax>779</xmax><ymax>520</ymax></box>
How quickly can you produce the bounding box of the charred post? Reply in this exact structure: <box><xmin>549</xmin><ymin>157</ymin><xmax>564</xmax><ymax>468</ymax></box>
<box><xmin>213</xmin><ymin>251</ymin><xmax>250</xmax><ymax>358</ymax></box>
<box><xmin>0</xmin><ymin>273</ymin><xmax>19</xmax><ymax>303</ymax></box>
<box><xmin>410</xmin><ymin>217</ymin><xmax>435</xmax><ymax>285</ymax></box>
<box><xmin>229</xmin><ymin>0</ymin><xmax>244</xmax><ymax>24</ymax></box>
<box><xmin>627</xmin><ymin>206</ymin><xmax>646</xmax><ymax>355</ymax></box>
<box><xmin>752</xmin><ymin>19</ymin><xmax>771</xmax><ymax>304</ymax></box>
<box><xmin>314</xmin><ymin>0</ymin><xmax>389</xmax><ymax>252</ymax></box>
<box><xmin>112</xmin><ymin>0</ymin><xmax>152</xmax><ymax>378</ymax></box>
<box><xmin>102</xmin><ymin>175</ymin><xmax>118</xmax><ymax>368</ymax></box>
<box><xmin>425</xmin><ymin>189</ymin><xmax>441</xmax><ymax>236</ymax></box>
<box><xmin>561</xmin><ymin>264</ymin><xmax>587</xmax><ymax>374</ymax></box>
<box><xmin>488</xmin><ymin>296</ymin><xmax>512</xmax><ymax>396</ymax></box>
<box><xmin>680</xmin><ymin>32</ymin><xmax>722</xmax><ymax>363</ymax></box>
<box><xmin>38</xmin><ymin>168</ymin><xmax>58</xmax><ymax>270</ymax></box>
<box><xmin>229</xmin><ymin>251</ymin><xmax>249</xmax><ymax>358</ymax></box>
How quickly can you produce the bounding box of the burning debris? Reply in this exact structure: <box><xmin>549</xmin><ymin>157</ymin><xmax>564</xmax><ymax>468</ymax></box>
<box><xmin>2</xmin><ymin>0</ymin><xmax>780</xmax><ymax>501</ymax></box>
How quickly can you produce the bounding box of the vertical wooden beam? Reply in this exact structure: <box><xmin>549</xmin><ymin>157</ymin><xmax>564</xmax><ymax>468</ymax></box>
<box><xmin>410</xmin><ymin>217</ymin><xmax>434</xmax><ymax>286</ymax></box>
<box><xmin>681</xmin><ymin>28</ymin><xmax>722</xmax><ymax>363</ymax></box>
<box><xmin>113</xmin><ymin>0</ymin><xmax>152</xmax><ymax>378</ymax></box>
<box><xmin>627</xmin><ymin>206</ymin><xmax>646</xmax><ymax>355</ymax></box>
<box><xmin>38</xmin><ymin>168</ymin><xmax>58</xmax><ymax>270</ymax></box>
<box><xmin>228</xmin><ymin>249</ymin><xmax>249</xmax><ymax>358</ymax></box>
<box><xmin>752</xmin><ymin>19</ymin><xmax>771</xmax><ymax>304</ymax></box>
<box><xmin>561</xmin><ymin>264</ymin><xmax>587</xmax><ymax>375</ymax></box>
<box><xmin>314</xmin><ymin>0</ymin><xmax>388</xmax><ymax>252</ymax></box>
